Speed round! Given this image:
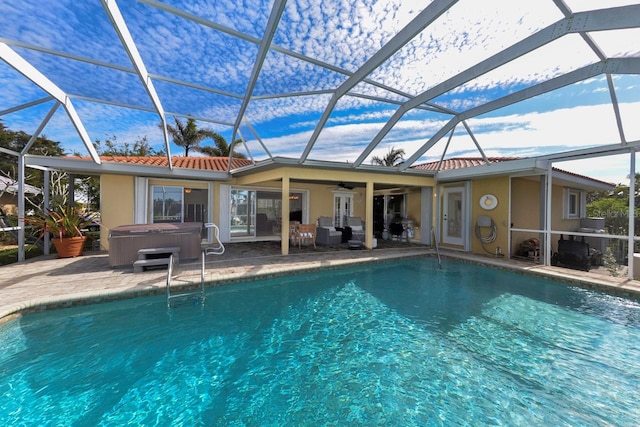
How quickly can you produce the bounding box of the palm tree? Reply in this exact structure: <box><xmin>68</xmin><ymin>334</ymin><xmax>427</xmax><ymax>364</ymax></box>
<box><xmin>198</xmin><ymin>134</ymin><xmax>247</xmax><ymax>159</ymax></box>
<box><xmin>164</xmin><ymin>117</ymin><xmax>219</xmax><ymax>157</ymax></box>
<box><xmin>371</xmin><ymin>146</ymin><xmax>405</xmax><ymax>166</ymax></box>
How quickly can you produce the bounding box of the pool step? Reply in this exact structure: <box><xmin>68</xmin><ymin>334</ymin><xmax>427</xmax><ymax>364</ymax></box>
<box><xmin>133</xmin><ymin>246</ymin><xmax>180</xmax><ymax>273</ymax></box>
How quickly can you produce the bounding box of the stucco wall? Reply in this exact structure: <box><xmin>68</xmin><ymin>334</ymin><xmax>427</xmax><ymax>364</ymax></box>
<box><xmin>406</xmin><ymin>191</ymin><xmax>422</xmax><ymax>241</ymax></box>
<box><xmin>510</xmin><ymin>176</ymin><xmax>584</xmax><ymax>255</ymax></box>
<box><xmin>100</xmin><ymin>174</ymin><xmax>135</xmax><ymax>250</ymax></box>
<box><xmin>471</xmin><ymin>177</ymin><xmax>510</xmax><ymax>255</ymax></box>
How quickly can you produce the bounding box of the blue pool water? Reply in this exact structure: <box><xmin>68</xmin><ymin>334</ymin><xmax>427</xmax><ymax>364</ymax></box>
<box><xmin>1</xmin><ymin>258</ymin><xmax>640</xmax><ymax>426</ymax></box>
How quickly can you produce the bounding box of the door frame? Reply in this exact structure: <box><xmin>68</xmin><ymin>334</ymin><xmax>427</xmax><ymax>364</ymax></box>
<box><xmin>439</xmin><ymin>182</ymin><xmax>471</xmax><ymax>250</ymax></box>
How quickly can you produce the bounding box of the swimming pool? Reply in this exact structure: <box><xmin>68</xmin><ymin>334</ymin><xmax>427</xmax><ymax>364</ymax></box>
<box><xmin>1</xmin><ymin>258</ymin><xmax>639</xmax><ymax>425</ymax></box>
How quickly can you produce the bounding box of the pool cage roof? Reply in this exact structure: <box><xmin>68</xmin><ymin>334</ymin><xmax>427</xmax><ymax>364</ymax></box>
<box><xmin>1</xmin><ymin>0</ymin><xmax>640</xmax><ymax>173</ymax></box>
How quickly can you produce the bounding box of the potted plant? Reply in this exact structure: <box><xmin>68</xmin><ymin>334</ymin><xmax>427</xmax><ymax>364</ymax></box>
<box><xmin>25</xmin><ymin>205</ymin><xmax>94</xmax><ymax>258</ymax></box>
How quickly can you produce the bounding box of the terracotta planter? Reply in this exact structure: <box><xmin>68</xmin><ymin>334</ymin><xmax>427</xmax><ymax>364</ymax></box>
<box><xmin>52</xmin><ymin>236</ymin><xmax>87</xmax><ymax>258</ymax></box>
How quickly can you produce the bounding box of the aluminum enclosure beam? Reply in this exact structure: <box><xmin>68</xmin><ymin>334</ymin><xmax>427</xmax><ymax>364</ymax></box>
<box><xmin>299</xmin><ymin>0</ymin><xmax>459</xmax><ymax>163</ymax></box>
<box><xmin>227</xmin><ymin>0</ymin><xmax>286</xmax><ymax>172</ymax></box>
<box><xmin>356</xmin><ymin>5</ymin><xmax>640</xmax><ymax>167</ymax></box>
<box><xmin>400</xmin><ymin>57</ymin><xmax>640</xmax><ymax>170</ymax></box>
<box><xmin>101</xmin><ymin>0</ymin><xmax>172</xmax><ymax>167</ymax></box>
<box><xmin>0</xmin><ymin>42</ymin><xmax>101</xmax><ymax>164</ymax></box>
<box><xmin>139</xmin><ymin>0</ymin><xmax>442</xmax><ymax>112</ymax></box>
<box><xmin>231</xmin><ymin>0</ymin><xmax>286</xmax><ymax>138</ymax></box>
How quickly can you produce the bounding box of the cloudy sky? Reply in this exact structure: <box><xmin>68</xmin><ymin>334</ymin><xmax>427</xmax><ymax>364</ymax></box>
<box><xmin>1</xmin><ymin>0</ymin><xmax>639</xmax><ymax>184</ymax></box>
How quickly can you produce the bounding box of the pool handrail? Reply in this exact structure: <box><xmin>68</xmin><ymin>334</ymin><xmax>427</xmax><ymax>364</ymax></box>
<box><xmin>431</xmin><ymin>226</ymin><xmax>442</xmax><ymax>269</ymax></box>
<box><xmin>166</xmin><ymin>253</ymin><xmax>206</xmax><ymax>308</ymax></box>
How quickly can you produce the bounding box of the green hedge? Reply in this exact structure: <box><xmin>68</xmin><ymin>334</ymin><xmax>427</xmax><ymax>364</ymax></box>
<box><xmin>0</xmin><ymin>245</ymin><xmax>43</xmax><ymax>266</ymax></box>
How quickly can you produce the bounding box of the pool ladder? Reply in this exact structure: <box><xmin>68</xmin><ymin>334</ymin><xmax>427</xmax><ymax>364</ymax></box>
<box><xmin>431</xmin><ymin>226</ymin><xmax>442</xmax><ymax>269</ymax></box>
<box><xmin>166</xmin><ymin>223</ymin><xmax>225</xmax><ymax>308</ymax></box>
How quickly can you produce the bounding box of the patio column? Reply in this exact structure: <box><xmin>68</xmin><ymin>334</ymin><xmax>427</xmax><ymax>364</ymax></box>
<box><xmin>281</xmin><ymin>175</ymin><xmax>290</xmax><ymax>255</ymax></box>
<box><xmin>365</xmin><ymin>181</ymin><xmax>374</xmax><ymax>249</ymax></box>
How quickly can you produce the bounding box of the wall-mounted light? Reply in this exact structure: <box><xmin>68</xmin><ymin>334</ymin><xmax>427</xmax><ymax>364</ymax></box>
<box><xmin>184</xmin><ymin>188</ymin><xmax>192</xmax><ymax>194</ymax></box>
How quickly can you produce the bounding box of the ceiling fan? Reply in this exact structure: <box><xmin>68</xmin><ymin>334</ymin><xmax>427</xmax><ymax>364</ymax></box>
<box><xmin>328</xmin><ymin>182</ymin><xmax>354</xmax><ymax>190</ymax></box>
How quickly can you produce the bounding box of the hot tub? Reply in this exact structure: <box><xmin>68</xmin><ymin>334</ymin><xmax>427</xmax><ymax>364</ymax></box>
<box><xmin>108</xmin><ymin>223</ymin><xmax>202</xmax><ymax>267</ymax></box>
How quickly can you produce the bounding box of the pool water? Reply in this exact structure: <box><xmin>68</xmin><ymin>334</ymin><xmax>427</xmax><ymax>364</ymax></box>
<box><xmin>1</xmin><ymin>259</ymin><xmax>640</xmax><ymax>426</ymax></box>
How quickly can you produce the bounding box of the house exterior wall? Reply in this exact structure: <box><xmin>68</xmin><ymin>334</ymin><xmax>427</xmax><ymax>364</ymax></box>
<box><xmin>101</xmin><ymin>174</ymin><xmax>135</xmax><ymax>250</ymax></box>
<box><xmin>511</xmin><ymin>176</ymin><xmax>586</xmax><ymax>256</ymax></box>
<box><xmin>471</xmin><ymin>176</ymin><xmax>510</xmax><ymax>255</ymax></box>
<box><xmin>510</xmin><ymin>177</ymin><xmax>541</xmax><ymax>256</ymax></box>
<box><xmin>406</xmin><ymin>191</ymin><xmax>422</xmax><ymax>241</ymax></box>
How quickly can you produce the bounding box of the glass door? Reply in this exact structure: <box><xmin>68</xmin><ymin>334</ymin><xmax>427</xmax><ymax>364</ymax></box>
<box><xmin>230</xmin><ymin>189</ymin><xmax>256</xmax><ymax>237</ymax></box>
<box><xmin>443</xmin><ymin>187</ymin><xmax>465</xmax><ymax>246</ymax></box>
<box><xmin>333</xmin><ymin>192</ymin><xmax>353</xmax><ymax>228</ymax></box>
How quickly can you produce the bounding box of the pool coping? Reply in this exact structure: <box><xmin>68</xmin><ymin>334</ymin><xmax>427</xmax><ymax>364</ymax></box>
<box><xmin>1</xmin><ymin>247</ymin><xmax>639</xmax><ymax>325</ymax></box>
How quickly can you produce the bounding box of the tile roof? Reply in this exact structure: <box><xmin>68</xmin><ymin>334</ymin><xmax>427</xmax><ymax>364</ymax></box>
<box><xmin>411</xmin><ymin>157</ymin><xmax>520</xmax><ymax>171</ymax></box>
<box><xmin>412</xmin><ymin>157</ymin><xmax>614</xmax><ymax>187</ymax></box>
<box><xmin>70</xmin><ymin>156</ymin><xmax>252</xmax><ymax>171</ymax></box>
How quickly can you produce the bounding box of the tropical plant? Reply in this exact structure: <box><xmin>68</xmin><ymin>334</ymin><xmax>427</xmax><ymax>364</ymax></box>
<box><xmin>163</xmin><ymin>117</ymin><xmax>219</xmax><ymax>157</ymax></box>
<box><xmin>198</xmin><ymin>134</ymin><xmax>247</xmax><ymax>159</ymax></box>
<box><xmin>25</xmin><ymin>205</ymin><xmax>94</xmax><ymax>240</ymax></box>
<box><xmin>87</xmin><ymin>134</ymin><xmax>165</xmax><ymax>157</ymax></box>
<box><xmin>371</xmin><ymin>146</ymin><xmax>405</xmax><ymax>166</ymax></box>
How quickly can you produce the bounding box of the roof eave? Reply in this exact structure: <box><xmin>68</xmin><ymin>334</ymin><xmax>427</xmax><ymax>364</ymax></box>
<box><xmin>231</xmin><ymin>156</ymin><xmax>436</xmax><ymax>177</ymax></box>
<box><xmin>435</xmin><ymin>158</ymin><xmax>548</xmax><ymax>182</ymax></box>
<box><xmin>24</xmin><ymin>155</ymin><xmax>232</xmax><ymax>180</ymax></box>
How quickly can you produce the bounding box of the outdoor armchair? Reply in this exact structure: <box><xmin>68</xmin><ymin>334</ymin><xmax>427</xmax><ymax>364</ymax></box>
<box><xmin>316</xmin><ymin>216</ymin><xmax>342</xmax><ymax>245</ymax></box>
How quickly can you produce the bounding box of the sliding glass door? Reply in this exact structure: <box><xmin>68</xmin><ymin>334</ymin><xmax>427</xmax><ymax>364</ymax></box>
<box><xmin>230</xmin><ymin>189</ymin><xmax>256</xmax><ymax>237</ymax></box>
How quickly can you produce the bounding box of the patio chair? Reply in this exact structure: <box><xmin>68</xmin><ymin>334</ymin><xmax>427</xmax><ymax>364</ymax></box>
<box><xmin>297</xmin><ymin>223</ymin><xmax>317</xmax><ymax>249</ymax></box>
<box><xmin>346</xmin><ymin>217</ymin><xmax>365</xmax><ymax>242</ymax></box>
<box><xmin>316</xmin><ymin>216</ymin><xmax>342</xmax><ymax>245</ymax></box>
<box><xmin>389</xmin><ymin>222</ymin><xmax>405</xmax><ymax>241</ymax></box>
<box><xmin>289</xmin><ymin>221</ymin><xmax>300</xmax><ymax>247</ymax></box>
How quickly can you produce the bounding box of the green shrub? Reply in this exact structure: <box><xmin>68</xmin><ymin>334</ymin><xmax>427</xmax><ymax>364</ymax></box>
<box><xmin>0</xmin><ymin>245</ymin><xmax>43</xmax><ymax>266</ymax></box>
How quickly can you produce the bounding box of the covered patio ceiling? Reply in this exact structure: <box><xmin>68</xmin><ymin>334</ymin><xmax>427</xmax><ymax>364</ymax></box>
<box><xmin>1</xmin><ymin>0</ymin><xmax>640</xmax><ymax>176</ymax></box>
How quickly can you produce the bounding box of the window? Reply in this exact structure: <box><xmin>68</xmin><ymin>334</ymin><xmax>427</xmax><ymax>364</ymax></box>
<box><xmin>230</xmin><ymin>188</ymin><xmax>306</xmax><ymax>238</ymax></box>
<box><xmin>152</xmin><ymin>186</ymin><xmax>183</xmax><ymax>223</ymax></box>
<box><xmin>151</xmin><ymin>186</ymin><xmax>207</xmax><ymax>232</ymax></box>
<box><xmin>564</xmin><ymin>188</ymin><xmax>585</xmax><ymax>219</ymax></box>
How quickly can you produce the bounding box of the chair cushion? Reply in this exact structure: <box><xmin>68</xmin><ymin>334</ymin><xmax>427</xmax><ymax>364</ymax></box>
<box><xmin>351</xmin><ymin>225</ymin><xmax>363</xmax><ymax>231</ymax></box>
<box><xmin>318</xmin><ymin>216</ymin><xmax>333</xmax><ymax>227</ymax></box>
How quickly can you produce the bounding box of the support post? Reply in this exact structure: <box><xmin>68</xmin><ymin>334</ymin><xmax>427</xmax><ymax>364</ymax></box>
<box><xmin>281</xmin><ymin>175</ymin><xmax>290</xmax><ymax>255</ymax></box>
<box><xmin>365</xmin><ymin>181</ymin><xmax>374</xmax><ymax>249</ymax></box>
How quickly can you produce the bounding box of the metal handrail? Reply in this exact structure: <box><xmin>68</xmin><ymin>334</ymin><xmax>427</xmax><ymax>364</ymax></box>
<box><xmin>203</xmin><ymin>223</ymin><xmax>225</xmax><ymax>256</ymax></box>
<box><xmin>166</xmin><ymin>253</ymin><xmax>176</xmax><ymax>308</ymax></box>
<box><xmin>166</xmin><ymin>252</ymin><xmax>205</xmax><ymax>308</ymax></box>
<box><xmin>431</xmin><ymin>226</ymin><xmax>442</xmax><ymax>269</ymax></box>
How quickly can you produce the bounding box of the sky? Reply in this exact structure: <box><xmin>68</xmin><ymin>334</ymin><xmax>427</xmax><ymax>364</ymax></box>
<box><xmin>1</xmin><ymin>0</ymin><xmax>639</xmax><ymax>185</ymax></box>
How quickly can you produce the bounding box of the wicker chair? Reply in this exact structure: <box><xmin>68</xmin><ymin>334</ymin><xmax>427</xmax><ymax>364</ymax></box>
<box><xmin>297</xmin><ymin>223</ymin><xmax>317</xmax><ymax>249</ymax></box>
<box><xmin>346</xmin><ymin>217</ymin><xmax>365</xmax><ymax>242</ymax></box>
<box><xmin>316</xmin><ymin>216</ymin><xmax>342</xmax><ymax>245</ymax></box>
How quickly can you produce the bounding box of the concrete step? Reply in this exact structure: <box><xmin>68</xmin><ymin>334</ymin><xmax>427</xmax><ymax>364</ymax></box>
<box><xmin>133</xmin><ymin>258</ymin><xmax>171</xmax><ymax>273</ymax></box>
<box><xmin>137</xmin><ymin>246</ymin><xmax>180</xmax><ymax>257</ymax></box>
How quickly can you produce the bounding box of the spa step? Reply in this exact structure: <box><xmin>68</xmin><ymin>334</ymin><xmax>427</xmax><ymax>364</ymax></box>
<box><xmin>137</xmin><ymin>246</ymin><xmax>180</xmax><ymax>261</ymax></box>
<box><xmin>133</xmin><ymin>257</ymin><xmax>172</xmax><ymax>273</ymax></box>
<box><xmin>133</xmin><ymin>247</ymin><xmax>180</xmax><ymax>273</ymax></box>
